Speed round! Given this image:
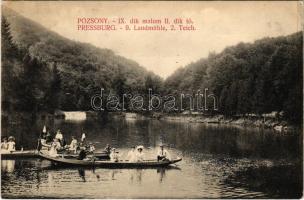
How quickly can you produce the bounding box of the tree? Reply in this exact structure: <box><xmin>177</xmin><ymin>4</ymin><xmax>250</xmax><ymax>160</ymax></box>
<box><xmin>1</xmin><ymin>17</ymin><xmax>20</xmax><ymax>111</ymax></box>
<box><xmin>16</xmin><ymin>55</ymin><xmax>47</xmax><ymax>112</ymax></box>
<box><xmin>44</xmin><ymin>62</ymin><xmax>62</xmax><ymax>113</ymax></box>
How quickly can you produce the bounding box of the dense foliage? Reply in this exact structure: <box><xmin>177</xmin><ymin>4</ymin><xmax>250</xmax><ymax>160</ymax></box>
<box><xmin>165</xmin><ymin>32</ymin><xmax>303</xmax><ymax>123</ymax></box>
<box><xmin>2</xmin><ymin>7</ymin><xmax>302</xmax><ymax>124</ymax></box>
<box><xmin>2</xmin><ymin>8</ymin><xmax>162</xmax><ymax>113</ymax></box>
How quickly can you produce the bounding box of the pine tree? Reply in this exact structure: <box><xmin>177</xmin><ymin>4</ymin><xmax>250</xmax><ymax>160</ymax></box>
<box><xmin>1</xmin><ymin>17</ymin><xmax>19</xmax><ymax>111</ymax></box>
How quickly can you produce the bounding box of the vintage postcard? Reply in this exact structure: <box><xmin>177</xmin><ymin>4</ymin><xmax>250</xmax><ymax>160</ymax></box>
<box><xmin>1</xmin><ymin>1</ymin><xmax>303</xmax><ymax>199</ymax></box>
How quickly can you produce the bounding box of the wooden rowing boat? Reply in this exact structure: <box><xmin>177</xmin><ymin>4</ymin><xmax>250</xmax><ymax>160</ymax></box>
<box><xmin>1</xmin><ymin>150</ymin><xmax>110</xmax><ymax>160</ymax></box>
<box><xmin>39</xmin><ymin>152</ymin><xmax>182</xmax><ymax>168</ymax></box>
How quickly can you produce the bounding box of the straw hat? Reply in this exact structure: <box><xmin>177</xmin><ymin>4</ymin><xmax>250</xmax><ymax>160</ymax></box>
<box><xmin>8</xmin><ymin>136</ymin><xmax>15</xmax><ymax>141</ymax></box>
<box><xmin>137</xmin><ymin>145</ymin><xmax>144</xmax><ymax>150</ymax></box>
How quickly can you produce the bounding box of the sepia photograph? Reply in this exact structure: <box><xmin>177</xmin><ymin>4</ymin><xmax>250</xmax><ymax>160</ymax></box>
<box><xmin>1</xmin><ymin>1</ymin><xmax>303</xmax><ymax>199</ymax></box>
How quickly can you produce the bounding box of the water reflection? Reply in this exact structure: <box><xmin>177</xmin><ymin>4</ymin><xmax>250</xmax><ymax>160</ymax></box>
<box><xmin>1</xmin><ymin>116</ymin><xmax>302</xmax><ymax>198</ymax></box>
<box><xmin>42</xmin><ymin>164</ymin><xmax>179</xmax><ymax>185</ymax></box>
<box><xmin>78</xmin><ymin>169</ymin><xmax>86</xmax><ymax>182</ymax></box>
<box><xmin>157</xmin><ymin>168</ymin><xmax>166</xmax><ymax>183</ymax></box>
<box><xmin>1</xmin><ymin>159</ymin><xmax>15</xmax><ymax>173</ymax></box>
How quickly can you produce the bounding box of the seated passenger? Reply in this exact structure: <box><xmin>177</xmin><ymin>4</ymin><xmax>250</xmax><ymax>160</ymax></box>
<box><xmin>126</xmin><ymin>146</ymin><xmax>136</xmax><ymax>162</ymax></box>
<box><xmin>1</xmin><ymin>137</ymin><xmax>8</xmax><ymax>149</ymax></box>
<box><xmin>78</xmin><ymin>149</ymin><xmax>87</xmax><ymax>160</ymax></box>
<box><xmin>69</xmin><ymin>136</ymin><xmax>78</xmax><ymax>153</ymax></box>
<box><xmin>49</xmin><ymin>138</ymin><xmax>61</xmax><ymax>157</ymax></box>
<box><xmin>135</xmin><ymin>145</ymin><xmax>145</xmax><ymax>162</ymax></box>
<box><xmin>104</xmin><ymin>144</ymin><xmax>111</xmax><ymax>154</ymax></box>
<box><xmin>55</xmin><ymin>130</ymin><xmax>63</xmax><ymax>143</ymax></box>
<box><xmin>1</xmin><ymin>137</ymin><xmax>9</xmax><ymax>153</ymax></box>
<box><xmin>40</xmin><ymin>137</ymin><xmax>51</xmax><ymax>151</ymax></box>
<box><xmin>157</xmin><ymin>144</ymin><xmax>171</xmax><ymax>161</ymax></box>
<box><xmin>110</xmin><ymin>148</ymin><xmax>119</xmax><ymax>162</ymax></box>
<box><xmin>7</xmin><ymin>136</ymin><xmax>16</xmax><ymax>153</ymax></box>
<box><xmin>89</xmin><ymin>143</ymin><xmax>95</xmax><ymax>153</ymax></box>
<box><xmin>46</xmin><ymin>131</ymin><xmax>52</xmax><ymax>143</ymax></box>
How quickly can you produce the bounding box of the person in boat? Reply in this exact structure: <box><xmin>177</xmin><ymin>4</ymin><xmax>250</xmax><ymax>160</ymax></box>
<box><xmin>68</xmin><ymin>136</ymin><xmax>78</xmax><ymax>153</ymax></box>
<box><xmin>104</xmin><ymin>144</ymin><xmax>111</xmax><ymax>154</ymax></box>
<box><xmin>78</xmin><ymin>149</ymin><xmax>87</xmax><ymax>160</ymax></box>
<box><xmin>39</xmin><ymin>131</ymin><xmax>46</xmax><ymax>141</ymax></box>
<box><xmin>135</xmin><ymin>145</ymin><xmax>145</xmax><ymax>162</ymax></box>
<box><xmin>49</xmin><ymin>138</ymin><xmax>61</xmax><ymax>157</ymax></box>
<box><xmin>40</xmin><ymin>137</ymin><xmax>51</xmax><ymax>150</ymax></box>
<box><xmin>46</xmin><ymin>131</ymin><xmax>52</xmax><ymax>143</ymax></box>
<box><xmin>126</xmin><ymin>146</ymin><xmax>137</xmax><ymax>162</ymax></box>
<box><xmin>157</xmin><ymin>144</ymin><xmax>171</xmax><ymax>161</ymax></box>
<box><xmin>81</xmin><ymin>132</ymin><xmax>86</xmax><ymax>143</ymax></box>
<box><xmin>1</xmin><ymin>137</ymin><xmax>8</xmax><ymax>149</ymax></box>
<box><xmin>55</xmin><ymin>130</ymin><xmax>63</xmax><ymax>143</ymax></box>
<box><xmin>110</xmin><ymin>148</ymin><xmax>119</xmax><ymax>162</ymax></box>
<box><xmin>89</xmin><ymin>143</ymin><xmax>95</xmax><ymax>153</ymax></box>
<box><xmin>1</xmin><ymin>137</ymin><xmax>9</xmax><ymax>153</ymax></box>
<box><xmin>7</xmin><ymin>136</ymin><xmax>16</xmax><ymax>153</ymax></box>
<box><xmin>61</xmin><ymin>137</ymin><xmax>67</xmax><ymax>147</ymax></box>
<box><xmin>38</xmin><ymin>133</ymin><xmax>51</xmax><ymax>151</ymax></box>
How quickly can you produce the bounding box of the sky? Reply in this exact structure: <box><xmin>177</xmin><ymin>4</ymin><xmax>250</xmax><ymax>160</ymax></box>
<box><xmin>3</xmin><ymin>1</ymin><xmax>302</xmax><ymax>78</ymax></box>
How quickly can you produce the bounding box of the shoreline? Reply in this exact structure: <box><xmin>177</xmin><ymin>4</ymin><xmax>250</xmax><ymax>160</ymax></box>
<box><xmin>2</xmin><ymin>111</ymin><xmax>301</xmax><ymax>133</ymax></box>
<box><xmin>139</xmin><ymin>113</ymin><xmax>301</xmax><ymax>132</ymax></box>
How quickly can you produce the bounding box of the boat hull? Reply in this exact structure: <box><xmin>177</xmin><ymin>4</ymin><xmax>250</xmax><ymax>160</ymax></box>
<box><xmin>39</xmin><ymin>152</ymin><xmax>182</xmax><ymax>168</ymax></box>
<box><xmin>1</xmin><ymin>150</ymin><xmax>39</xmax><ymax>159</ymax></box>
<box><xmin>1</xmin><ymin>150</ymin><xmax>110</xmax><ymax>160</ymax></box>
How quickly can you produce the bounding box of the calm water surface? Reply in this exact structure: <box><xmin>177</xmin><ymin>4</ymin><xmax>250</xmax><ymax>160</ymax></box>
<box><xmin>1</xmin><ymin>116</ymin><xmax>302</xmax><ymax>198</ymax></box>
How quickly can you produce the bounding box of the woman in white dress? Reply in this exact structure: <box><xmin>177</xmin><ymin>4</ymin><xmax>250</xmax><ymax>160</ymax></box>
<box><xmin>68</xmin><ymin>136</ymin><xmax>78</xmax><ymax>153</ymax></box>
<box><xmin>7</xmin><ymin>136</ymin><xmax>16</xmax><ymax>153</ymax></box>
<box><xmin>49</xmin><ymin>139</ymin><xmax>61</xmax><ymax>157</ymax></box>
<box><xmin>110</xmin><ymin>148</ymin><xmax>119</xmax><ymax>162</ymax></box>
<box><xmin>126</xmin><ymin>146</ymin><xmax>136</xmax><ymax>162</ymax></box>
<box><xmin>135</xmin><ymin>145</ymin><xmax>145</xmax><ymax>162</ymax></box>
<box><xmin>1</xmin><ymin>137</ymin><xmax>9</xmax><ymax>153</ymax></box>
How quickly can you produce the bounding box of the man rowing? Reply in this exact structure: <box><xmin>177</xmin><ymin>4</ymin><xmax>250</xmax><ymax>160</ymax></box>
<box><xmin>157</xmin><ymin>144</ymin><xmax>171</xmax><ymax>161</ymax></box>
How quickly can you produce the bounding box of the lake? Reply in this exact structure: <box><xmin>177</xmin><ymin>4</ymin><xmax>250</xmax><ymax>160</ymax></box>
<box><xmin>1</xmin><ymin>115</ymin><xmax>302</xmax><ymax>198</ymax></box>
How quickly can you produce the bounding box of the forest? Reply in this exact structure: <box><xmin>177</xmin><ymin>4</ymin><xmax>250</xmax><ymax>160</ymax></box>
<box><xmin>164</xmin><ymin>32</ymin><xmax>302</xmax><ymax>124</ymax></box>
<box><xmin>2</xmin><ymin>7</ymin><xmax>303</xmax><ymax>124</ymax></box>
